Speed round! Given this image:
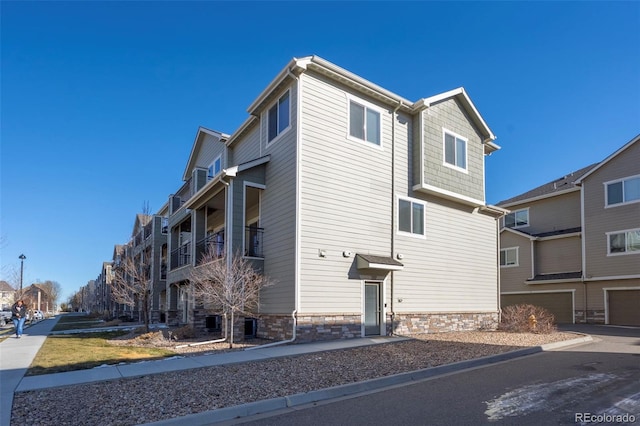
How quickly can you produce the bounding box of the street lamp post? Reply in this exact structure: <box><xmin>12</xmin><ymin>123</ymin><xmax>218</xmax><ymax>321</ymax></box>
<box><xmin>19</xmin><ymin>254</ymin><xmax>26</xmax><ymax>293</ymax></box>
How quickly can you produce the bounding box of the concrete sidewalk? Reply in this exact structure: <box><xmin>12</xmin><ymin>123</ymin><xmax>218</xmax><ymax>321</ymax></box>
<box><xmin>0</xmin><ymin>317</ymin><xmax>595</xmax><ymax>426</ymax></box>
<box><xmin>0</xmin><ymin>315</ymin><xmax>61</xmax><ymax>426</ymax></box>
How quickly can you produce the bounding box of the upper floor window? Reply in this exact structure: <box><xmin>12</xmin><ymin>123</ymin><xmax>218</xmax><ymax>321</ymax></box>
<box><xmin>268</xmin><ymin>90</ymin><xmax>290</xmax><ymax>143</ymax></box>
<box><xmin>208</xmin><ymin>155</ymin><xmax>222</xmax><ymax>180</ymax></box>
<box><xmin>504</xmin><ymin>208</ymin><xmax>529</xmax><ymax>229</ymax></box>
<box><xmin>607</xmin><ymin>229</ymin><xmax>640</xmax><ymax>255</ymax></box>
<box><xmin>348</xmin><ymin>98</ymin><xmax>381</xmax><ymax>146</ymax></box>
<box><xmin>161</xmin><ymin>217</ymin><xmax>169</xmax><ymax>234</ymax></box>
<box><xmin>606</xmin><ymin>175</ymin><xmax>640</xmax><ymax>207</ymax></box>
<box><xmin>398</xmin><ymin>197</ymin><xmax>425</xmax><ymax>236</ymax></box>
<box><xmin>443</xmin><ymin>129</ymin><xmax>467</xmax><ymax>171</ymax></box>
<box><xmin>500</xmin><ymin>247</ymin><xmax>519</xmax><ymax>267</ymax></box>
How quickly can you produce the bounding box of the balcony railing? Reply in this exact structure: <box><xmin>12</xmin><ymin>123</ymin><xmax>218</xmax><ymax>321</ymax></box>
<box><xmin>245</xmin><ymin>226</ymin><xmax>264</xmax><ymax>258</ymax></box>
<box><xmin>195</xmin><ymin>231</ymin><xmax>225</xmax><ymax>264</ymax></box>
<box><xmin>170</xmin><ymin>242</ymin><xmax>191</xmax><ymax>269</ymax></box>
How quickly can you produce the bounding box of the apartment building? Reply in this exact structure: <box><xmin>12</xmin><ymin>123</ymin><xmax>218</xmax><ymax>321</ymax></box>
<box><xmin>499</xmin><ymin>135</ymin><xmax>640</xmax><ymax>325</ymax></box>
<box><xmin>164</xmin><ymin>55</ymin><xmax>506</xmax><ymax>342</ymax></box>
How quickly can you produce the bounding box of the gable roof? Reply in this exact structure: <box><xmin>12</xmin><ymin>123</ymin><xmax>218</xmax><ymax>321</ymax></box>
<box><xmin>414</xmin><ymin>87</ymin><xmax>497</xmax><ymax>148</ymax></box>
<box><xmin>497</xmin><ymin>163</ymin><xmax>598</xmax><ymax>207</ymax></box>
<box><xmin>182</xmin><ymin>127</ymin><xmax>230</xmax><ymax>181</ymax></box>
<box><xmin>131</xmin><ymin>213</ymin><xmax>151</xmax><ymax>237</ymax></box>
<box><xmin>0</xmin><ymin>281</ymin><xmax>14</xmax><ymax>292</ymax></box>
<box><xmin>246</xmin><ymin>55</ymin><xmax>498</xmax><ymax>152</ymax></box>
<box><xmin>574</xmin><ymin>134</ymin><xmax>640</xmax><ymax>184</ymax></box>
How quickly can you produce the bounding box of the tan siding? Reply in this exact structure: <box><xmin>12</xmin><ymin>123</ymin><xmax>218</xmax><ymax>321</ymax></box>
<box><xmin>422</xmin><ymin>99</ymin><xmax>485</xmax><ymax>202</ymax></box>
<box><xmin>583</xmin><ymin>140</ymin><xmax>640</xmax><ymax>278</ymax></box>
<box><xmin>505</xmin><ymin>191</ymin><xmax>581</xmax><ymax>235</ymax></box>
<box><xmin>393</xmin><ymin>197</ymin><xmax>498</xmax><ymax>312</ymax></box>
<box><xmin>298</xmin><ymin>72</ymin><xmax>396</xmax><ymax>314</ymax></box>
<box><xmin>536</xmin><ymin>236</ymin><xmax>581</xmax><ymax>275</ymax></box>
<box><xmin>500</xmin><ymin>232</ymin><xmax>533</xmax><ymax>292</ymax></box>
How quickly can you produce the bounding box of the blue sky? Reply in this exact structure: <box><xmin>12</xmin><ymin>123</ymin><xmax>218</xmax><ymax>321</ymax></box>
<box><xmin>1</xmin><ymin>1</ymin><xmax>638</xmax><ymax>303</ymax></box>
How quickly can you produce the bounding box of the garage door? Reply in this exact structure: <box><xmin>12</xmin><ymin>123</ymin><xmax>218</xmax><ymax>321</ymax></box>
<box><xmin>608</xmin><ymin>290</ymin><xmax>640</xmax><ymax>326</ymax></box>
<box><xmin>502</xmin><ymin>292</ymin><xmax>573</xmax><ymax>324</ymax></box>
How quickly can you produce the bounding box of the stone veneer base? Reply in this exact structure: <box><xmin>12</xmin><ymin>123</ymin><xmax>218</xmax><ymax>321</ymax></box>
<box><xmin>256</xmin><ymin>312</ymin><xmax>499</xmax><ymax>343</ymax></box>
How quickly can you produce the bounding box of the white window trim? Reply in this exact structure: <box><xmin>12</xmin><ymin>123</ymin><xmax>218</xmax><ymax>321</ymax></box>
<box><xmin>604</xmin><ymin>174</ymin><xmax>640</xmax><ymax>208</ymax></box>
<box><xmin>606</xmin><ymin>228</ymin><xmax>640</xmax><ymax>256</ymax></box>
<box><xmin>442</xmin><ymin>128</ymin><xmax>468</xmax><ymax>174</ymax></box>
<box><xmin>503</xmin><ymin>208</ymin><xmax>530</xmax><ymax>229</ymax></box>
<box><xmin>396</xmin><ymin>196</ymin><xmax>427</xmax><ymax>239</ymax></box>
<box><xmin>265</xmin><ymin>88</ymin><xmax>292</xmax><ymax>147</ymax></box>
<box><xmin>346</xmin><ymin>94</ymin><xmax>384</xmax><ymax>150</ymax></box>
<box><xmin>208</xmin><ymin>155</ymin><xmax>222</xmax><ymax>180</ymax></box>
<box><xmin>500</xmin><ymin>247</ymin><xmax>519</xmax><ymax>267</ymax></box>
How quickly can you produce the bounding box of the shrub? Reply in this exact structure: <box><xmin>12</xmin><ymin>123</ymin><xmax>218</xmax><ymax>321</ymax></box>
<box><xmin>499</xmin><ymin>304</ymin><xmax>556</xmax><ymax>334</ymax></box>
<box><xmin>168</xmin><ymin>325</ymin><xmax>196</xmax><ymax>341</ymax></box>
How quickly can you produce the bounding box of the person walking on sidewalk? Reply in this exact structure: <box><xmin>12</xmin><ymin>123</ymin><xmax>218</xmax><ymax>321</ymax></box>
<box><xmin>11</xmin><ymin>299</ymin><xmax>27</xmax><ymax>338</ymax></box>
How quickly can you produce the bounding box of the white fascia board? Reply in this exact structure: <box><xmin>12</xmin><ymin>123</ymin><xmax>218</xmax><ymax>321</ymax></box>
<box><xmin>575</xmin><ymin>134</ymin><xmax>640</xmax><ymax>184</ymax></box>
<box><xmin>500</xmin><ymin>227</ymin><xmax>536</xmax><ymax>240</ymax></box>
<box><xmin>182</xmin><ymin>127</ymin><xmax>229</xmax><ymax>181</ymax></box>
<box><xmin>415</xmin><ymin>87</ymin><xmax>496</xmax><ymax>143</ymax></box>
<box><xmin>413</xmin><ymin>183</ymin><xmax>485</xmax><ymax>207</ymax></box>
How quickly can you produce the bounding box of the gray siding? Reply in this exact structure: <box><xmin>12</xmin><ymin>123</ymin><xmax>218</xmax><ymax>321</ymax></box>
<box><xmin>393</xmin><ymin>197</ymin><xmax>498</xmax><ymax>312</ymax></box>
<box><xmin>257</xmin><ymin>84</ymin><xmax>298</xmax><ymax>314</ymax></box>
<box><xmin>230</xmin><ymin>125</ymin><xmax>261</xmax><ymax>167</ymax></box>
<box><xmin>421</xmin><ymin>99</ymin><xmax>485</xmax><ymax>202</ymax></box>
<box><xmin>583</xmin><ymin>140</ymin><xmax>640</xmax><ymax>278</ymax></box>
<box><xmin>194</xmin><ymin>133</ymin><xmax>226</xmax><ymax>173</ymax></box>
<box><xmin>298</xmin><ymin>71</ymin><xmax>396</xmax><ymax>314</ymax></box>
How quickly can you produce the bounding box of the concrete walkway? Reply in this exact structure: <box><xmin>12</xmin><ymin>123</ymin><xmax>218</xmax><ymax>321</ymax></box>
<box><xmin>0</xmin><ymin>315</ymin><xmax>61</xmax><ymax>426</ymax></box>
<box><xmin>0</xmin><ymin>317</ymin><xmax>597</xmax><ymax>426</ymax></box>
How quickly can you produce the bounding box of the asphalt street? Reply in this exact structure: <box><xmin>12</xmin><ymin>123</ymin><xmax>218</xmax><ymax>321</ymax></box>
<box><xmin>228</xmin><ymin>325</ymin><xmax>640</xmax><ymax>426</ymax></box>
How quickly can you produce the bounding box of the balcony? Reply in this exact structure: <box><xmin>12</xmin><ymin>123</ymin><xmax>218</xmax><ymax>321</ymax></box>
<box><xmin>195</xmin><ymin>231</ymin><xmax>225</xmax><ymax>264</ymax></box>
<box><xmin>170</xmin><ymin>242</ymin><xmax>191</xmax><ymax>269</ymax></box>
<box><xmin>245</xmin><ymin>226</ymin><xmax>264</xmax><ymax>258</ymax></box>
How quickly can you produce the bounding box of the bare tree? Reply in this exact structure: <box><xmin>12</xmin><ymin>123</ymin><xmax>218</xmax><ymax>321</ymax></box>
<box><xmin>110</xmin><ymin>252</ymin><xmax>153</xmax><ymax>332</ymax></box>
<box><xmin>39</xmin><ymin>280</ymin><xmax>62</xmax><ymax>310</ymax></box>
<box><xmin>190</xmin><ymin>250</ymin><xmax>274</xmax><ymax>348</ymax></box>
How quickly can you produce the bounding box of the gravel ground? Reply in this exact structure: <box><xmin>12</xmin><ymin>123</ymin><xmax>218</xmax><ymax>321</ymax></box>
<box><xmin>11</xmin><ymin>331</ymin><xmax>579</xmax><ymax>425</ymax></box>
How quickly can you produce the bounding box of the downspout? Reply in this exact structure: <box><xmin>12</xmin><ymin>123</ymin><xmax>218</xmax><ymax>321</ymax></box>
<box><xmin>496</xmin><ymin>219</ymin><xmax>501</xmax><ymax>325</ymax></box>
<box><xmin>247</xmin><ymin>67</ymin><xmax>300</xmax><ymax>350</ymax></box>
<box><xmin>389</xmin><ymin>101</ymin><xmax>402</xmax><ymax>336</ymax></box>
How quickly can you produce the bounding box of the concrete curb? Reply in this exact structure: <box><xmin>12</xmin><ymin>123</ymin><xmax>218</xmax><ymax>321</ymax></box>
<box><xmin>144</xmin><ymin>335</ymin><xmax>593</xmax><ymax>425</ymax></box>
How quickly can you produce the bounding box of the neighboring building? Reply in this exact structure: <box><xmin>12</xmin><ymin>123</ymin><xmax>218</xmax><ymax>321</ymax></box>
<box><xmin>165</xmin><ymin>55</ymin><xmax>505</xmax><ymax>342</ymax></box>
<box><xmin>0</xmin><ymin>280</ymin><xmax>16</xmax><ymax>310</ymax></box>
<box><xmin>498</xmin><ymin>135</ymin><xmax>640</xmax><ymax>325</ymax></box>
<box><xmin>22</xmin><ymin>283</ymin><xmax>56</xmax><ymax>313</ymax></box>
<box><xmin>128</xmin><ymin>207</ymin><xmax>169</xmax><ymax>323</ymax></box>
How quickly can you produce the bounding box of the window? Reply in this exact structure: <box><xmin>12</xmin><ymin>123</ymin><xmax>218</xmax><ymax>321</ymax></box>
<box><xmin>398</xmin><ymin>198</ymin><xmax>425</xmax><ymax>236</ymax></box>
<box><xmin>349</xmin><ymin>100</ymin><xmax>380</xmax><ymax>145</ymax></box>
<box><xmin>208</xmin><ymin>155</ymin><xmax>222</xmax><ymax>180</ymax></box>
<box><xmin>606</xmin><ymin>176</ymin><xmax>640</xmax><ymax>206</ymax></box>
<box><xmin>443</xmin><ymin>130</ymin><xmax>467</xmax><ymax>170</ymax></box>
<box><xmin>607</xmin><ymin>229</ymin><xmax>640</xmax><ymax>255</ymax></box>
<box><xmin>268</xmin><ymin>90</ymin><xmax>290</xmax><ymax>142</ymax></box>
<box><xmin>500</xmin><ymin>247</ymin><xmax>519</xmax><ymax>267</ymax></box>
<box><xmin>504</xmin><ymin>209</ymin><xmax>529</xmax><ymax>229</ymax></box>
